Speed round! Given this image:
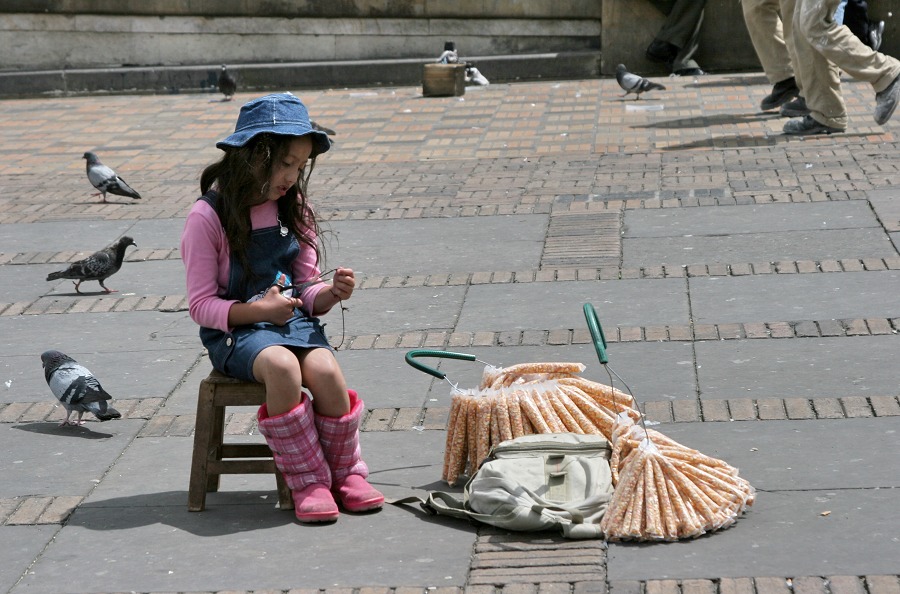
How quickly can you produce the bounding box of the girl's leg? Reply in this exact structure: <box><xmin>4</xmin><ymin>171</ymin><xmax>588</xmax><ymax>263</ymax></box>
<box><xmin>253</xmin><ymin>345</ymin><xmax>339</xmax><ymax>522</ymax></box>
<box><xmin>297</xmin><ymin>347</ymin><xmax>350</xmax><ymax>416</ymax></box>
<box><xmin>299</xmin><ymin>348</ymin><xmax>384</xmax><ymax>512</ymax></box>
<box><xmin>253</xmin><ymin>345</ymin><xmax>306</xmax><ymax>417</ymax></box>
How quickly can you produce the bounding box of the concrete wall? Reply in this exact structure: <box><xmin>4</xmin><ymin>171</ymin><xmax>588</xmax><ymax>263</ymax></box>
<box><xmin>0</xmin><ymin>1</ymin><xmax>602</xmax><ymax>71</ymax></box>
<box><xmin>0</xmin><ymin>0</ymin><xmax>601</xmax><ymax>18</ymax></box>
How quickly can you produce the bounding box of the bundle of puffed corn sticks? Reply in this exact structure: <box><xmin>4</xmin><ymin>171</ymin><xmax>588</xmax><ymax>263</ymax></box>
<box><xmin>601</xmin><ymin>414</ymin><xmax>755</xmax><ymax>541</ymax></box>
<box><xmin>442</xmin><ymin>361</ymin><xmax>639</xmax><ymax>486</ymax></box>
<box><xmin>440</xmin><ymin>361</ymin><xmax>755</xmax><ymax>541</ymax></box>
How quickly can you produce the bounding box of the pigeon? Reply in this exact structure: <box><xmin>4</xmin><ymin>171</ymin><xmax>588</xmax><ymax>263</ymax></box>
<box><xmin>218</xmin><ymin>64</ymin><xmax>237</xmax><ymax>101</ymax></box>
<box><xmin>311</xmin><ymin>121</ymin><xmax>336</xmax><ymax>136</ymax></box>
<box><xmin>615</xmin><ymin>64</ymin><xmax>666</xmax><ymax>100</ymax></box>
<box><xmin>465</xmin><ymin>65</ymin><xmax>490</xmax><ymax>86</ymax></box>
<box><xmin>40</xmin><ymin>350</ymin><xmax>121</xmax><ymax>426</ymax></box>
<box><xmin>83</xmin><ymin>152</ymin><xmax>142</xmax><ymax>203</ymax></box>
<box><xmin>437</xmin><ymin>41</ymin><xmax>458</xmax><ymax>64</ymax></box>
<box><xmin>45</xmin><ymin>236</ymin><xmax>136</xmax><ymax>294</ymax></box>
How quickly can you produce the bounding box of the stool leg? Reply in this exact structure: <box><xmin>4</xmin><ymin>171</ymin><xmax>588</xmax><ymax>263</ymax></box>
<box><xmin>275</xmin><ymin>468</ymin><xmax>294</xmax><ymax>510</ymax></box>
<box><xmin>188</xmin><ymin>378</ymin><xmax>216</xmax><ymax>512</ymax></box>
<box><xmin>207</xmin><ymin>403</ymin><xmax>226</xmax><ymax>493</ymax></box>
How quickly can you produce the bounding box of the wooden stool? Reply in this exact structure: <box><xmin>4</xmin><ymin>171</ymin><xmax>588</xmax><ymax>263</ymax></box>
<box><xmin>188</xmin><ymin>369</ymin><xmax>293</xmax><ymax>512</ymax></box>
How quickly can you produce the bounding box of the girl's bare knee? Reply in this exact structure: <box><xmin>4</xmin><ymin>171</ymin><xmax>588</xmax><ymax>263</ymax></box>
<box><xmin>254</xmin><ymin>346</ymin><xmax>301</xmax><ymax>384</ymax></box>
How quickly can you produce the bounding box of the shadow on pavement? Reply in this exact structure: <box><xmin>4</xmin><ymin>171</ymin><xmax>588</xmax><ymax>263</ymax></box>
<box><xmin>634</xmin><ymin>113</ymin><xmax>777</xmax><ymax>129</ymax></box>
<box><xmin>66</xmin><ymin>490</ymin><xmax>478</xmax><ymax>537</ymax></box>
<box><xmin>13</xmin><ymin>422</ymin><xmax>115</xmax><ymax>440</ymax></box>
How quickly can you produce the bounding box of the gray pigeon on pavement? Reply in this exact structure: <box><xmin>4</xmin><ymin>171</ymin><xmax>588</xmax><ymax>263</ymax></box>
<box><xmin>41</xmin><ymin>350</ymin><xmax>122</xmax><ymax>426</ymax></box>
<box><xmin>616</xmin><ymin>64</ymin><xmax>666</xmax><ymax>100</ymax></box>
<box><xmin>218</xmin><ymin>64</ymin><xmax>237</xmax><ymax>101</ymax></box>
<box><xmin>83</xmin><ymin>152</ymin><xmax>142</xmax><ymax>203</ymax></box>
<box><xmin>45</xmin><ymin>236</ymin><xmax>136</xmax><ymax>294</ymax></box>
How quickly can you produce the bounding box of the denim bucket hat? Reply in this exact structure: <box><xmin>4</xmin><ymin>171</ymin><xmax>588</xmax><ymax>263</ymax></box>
<box><xmin>216</xmin><ymin>92</ymin><xmax>331</xmax><ymax>155</ymax></box>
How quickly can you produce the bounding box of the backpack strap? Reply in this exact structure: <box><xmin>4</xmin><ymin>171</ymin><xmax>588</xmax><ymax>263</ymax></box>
<box><xmin>391</xmin><ymin>492</ymin><xmax>497</xmax><ymax>524</ymax></box>
<box><xmin>198</xmin><ymin>190</ymin><xmax>218</xmax><ymax>208</ymax></box>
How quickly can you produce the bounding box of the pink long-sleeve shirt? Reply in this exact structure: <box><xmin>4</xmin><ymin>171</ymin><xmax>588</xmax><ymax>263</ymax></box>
<box><xmin>181</xmin><ymin>197</ymin><xmax>330</xmax><ymax>332</ymax></box>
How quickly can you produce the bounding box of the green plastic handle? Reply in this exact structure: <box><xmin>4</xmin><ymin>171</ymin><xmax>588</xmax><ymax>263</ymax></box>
<box><xmin>405</xmin><ymin>349</ymin><xmax>478</xmax><ymax>379</ymax></box>
<box><xmin>583</xmin><ymin>303</ymin><xmax>609</xmax><ymax>365</ymax></box>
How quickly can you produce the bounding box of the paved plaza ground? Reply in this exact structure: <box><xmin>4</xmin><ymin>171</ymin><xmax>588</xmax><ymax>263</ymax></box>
<box><xmin>0</xmin><ymin>70</ymin><xmax>898</xmax><ymax>594</ymax></box>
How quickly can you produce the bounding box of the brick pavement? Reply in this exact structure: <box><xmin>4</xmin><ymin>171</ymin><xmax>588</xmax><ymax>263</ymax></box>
<box><xmin>1</xmin><ymin>71</ymin><xmax>899</xmax><ymax>593</ymax></box>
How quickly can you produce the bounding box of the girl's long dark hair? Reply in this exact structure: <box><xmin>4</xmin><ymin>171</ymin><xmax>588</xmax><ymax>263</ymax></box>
<box><xmin>199</xmin><ymin>133</ymin><xmax>324</xmax><ymax>293</ymax></box>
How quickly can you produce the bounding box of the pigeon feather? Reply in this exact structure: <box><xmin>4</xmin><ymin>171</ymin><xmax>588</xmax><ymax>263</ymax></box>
<box><xmin>46</xmin><ymin>236</ymin><xmax>136</xmax><ymax>294</ymax></box>
<box><xmin>615</xmin><ymin>64</ymin><xmax>666</xmax><ymax>100</ymax></box>
<box><xmin>83</xmin><ymin>152</ymin><xmax>142</xmax><ymax>202</ymax></box>
<box><xmin>41</xmin><ymin>350</ymin><xmax>121</xmax><ymax>426</ymax></box>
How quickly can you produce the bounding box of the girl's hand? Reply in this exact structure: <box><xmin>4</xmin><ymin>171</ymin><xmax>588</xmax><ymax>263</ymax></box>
<box><xmin>329</xmin><ymin>267</ymin><xmax>355</xmax><ymax>301</ymax></box>
<box><xmin>257</xmin><ymin>285</ymin><xmax>302</xmax><ymax>325</ymax></box>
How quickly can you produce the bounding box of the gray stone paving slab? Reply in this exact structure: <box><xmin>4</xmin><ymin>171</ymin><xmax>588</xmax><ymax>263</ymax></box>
<box><xmin>690</xmin><ymin>270</ymin><xmax>900</xmax><ymax>325</ymax></box>
<box><xmin>337</xmin><ymin>348</ymin><xmax>439</xmax><ymax>408</ymax></box>
<box><xmin>0</xmin><ymin>526</ymin><xmax>59</xmax><ymax>594</ymax></box>
<box><xmin>0</xmin><ymin>263</ymin><xmax>69</xmax><ymax>303</ymax></box>
<box><xmin>0</xmin><ymin>313</ymin><xmax>200</xmax><ymax>402</ymax></box>
<box><xmin>623</xmin><ymin>229</ymin><xmax>893</xmax><ymax>268</ymax></box>
<box><xmin>0</xmin><ymin>221</ymin><xmax>133</xmax><ymax>253</ymax></box>
<box><xmin>624</xmin><ymin>201</ymin><xmax>881</xmax><ymax>238</ymax></box>
<box><xmin>0</xmin><ymin>311</ymin><xmax>197</xmax><ymax>357</ymax></box>
<box><xmin>98</xmin><ymin>434</ymin><xmax>279</xmax><ymax>504</ymax></box>
<box><xmin>609</xmin><ymin>488</ymin><xmax>899</xmax><ymax>579</ymax></box>
<box><xmin>456</xmin><ymin>280</ymin><xmax>689</xmax><ymax>332</ymax></box>
<box><xmin>44</xmin><ymin>259</ymin><xmax>187</xmax><ymax>297</ymax></box>
<box><xmin>403</xmin><ymin>343</ymin><xmax>698</xmax><ymax>404</ymax></box>
<box><xmin>124</xmin><ymin>217</ymin><xmax>187</xmax><ymax>249</ymax></box>
<box><xmin>607</xmin><ymin>418</ymin><xmax>900</xmax><ymax>580</ymax></box>
<box><xmin>695</xmin><ymin>335</ymin><xmax>900</xmax><ymax>399</ymax></box>
<box><xmin>342</xmin><ymin>285</ymin><xmax>466</xmax><ymax>334</ymax></box>
<box><xmin>325</xmin><ymin>216</ymin><xmax>547</xmax><ymax>277</ymax></box>
<box><xmin>867</xmin><ymin>188</ymin><xmax>900</xmax><ymax>233</ymax></box>
<box><xmin>0</xmin><ymin>420</ymin><xmax>144</xmax><ymax>498</ymax></box>
<box><xmin>157</xmin><ymin>352</ymin><xmax>210</xmax><ymax>416</ymax></box>
<box><xmin>657</xmin><ymin>417</ymin><xmax>900</xmax><ymax>491</ymax></box>
<box><xmin>29</xmin><ymin>432</ymin><xmax>471</xmax><ymax>594</ymax></box>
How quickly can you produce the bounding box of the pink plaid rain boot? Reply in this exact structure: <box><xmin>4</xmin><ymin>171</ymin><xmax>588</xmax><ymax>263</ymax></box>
<box><xmin>257</xmin><ymin>397</ymin><xmax>339</xmax><ymax>523</ymax></box>
<box><xmin>315</xmin><ymin>389</ymin><xmax>384</xmax><ymax>512</ymax></box>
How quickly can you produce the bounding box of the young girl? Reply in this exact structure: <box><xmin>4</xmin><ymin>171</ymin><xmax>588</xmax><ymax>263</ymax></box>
<box><xmin>181</xmin><ymin>92</ymin><xmax>383</xmax><ymax>523</ymax></box>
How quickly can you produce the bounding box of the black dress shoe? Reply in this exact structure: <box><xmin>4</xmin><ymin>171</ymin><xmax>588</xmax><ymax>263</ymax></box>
<box><xmin>674</xmin><ymin>67</ymin><xmax>704</xmax><ymax>76</ymax></box>
<box><xmin>646</xmin><ymin>39</ymin><xmax>679</xmax><ymax>63</ymax></box>
<box><xmin>761</xmin><ymin>77</ymin><xmax>800</xmax><ymax>111</ymax></box>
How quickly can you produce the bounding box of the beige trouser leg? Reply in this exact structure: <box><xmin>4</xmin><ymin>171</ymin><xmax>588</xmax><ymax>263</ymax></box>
<box><xmin>794</xmin><ymin>0</ymin><xmax>900</xmax><ymax>129</ymax></box>
<box><xmin>781</xmin><ymin>0</ymin><xmax>802</xmax><ymax>95</ymax></box>
<box><xmin>742</xmin><ymin>0</ymin><xmax>795</xmax><ymax>84</ymax></box>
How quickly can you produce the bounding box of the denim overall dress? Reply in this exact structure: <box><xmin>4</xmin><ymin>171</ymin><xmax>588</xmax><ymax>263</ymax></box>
<box><xmin>198</xmin><ymin>192</ymin><xmax>332</xmax><ymax>382</ymax></box>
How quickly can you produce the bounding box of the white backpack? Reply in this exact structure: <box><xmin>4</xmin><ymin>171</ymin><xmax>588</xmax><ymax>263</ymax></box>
<box><xmin>395</xmin><ymin>433</ymin><xmax>614</xmax><ymax>539</ymax></box>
